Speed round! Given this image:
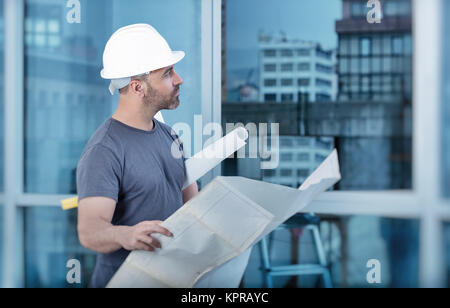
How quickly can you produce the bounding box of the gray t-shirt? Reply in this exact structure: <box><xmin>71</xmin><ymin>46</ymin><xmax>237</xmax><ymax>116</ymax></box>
<box><xmin>76</xmin><ymin>117</ymin><xmax>186</xmax><ymax>288</ymax></box>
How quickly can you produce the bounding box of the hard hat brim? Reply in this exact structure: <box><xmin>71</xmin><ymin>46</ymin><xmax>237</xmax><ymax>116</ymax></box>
<box><xmin>100</xmin><ymin>50</ymin><xmax>185</xmax><ymax>80</ymax></box>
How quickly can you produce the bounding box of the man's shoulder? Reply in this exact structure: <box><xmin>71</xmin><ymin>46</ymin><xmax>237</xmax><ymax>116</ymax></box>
<box><xmin>156</xmin><ymin>119</ymin><xmax>179</xmax><ymax>140</ymax></box>
<box><xmin>81</xmin><ymin>118</ymin><xmax>123</xmax><ymax>161</ymax></box>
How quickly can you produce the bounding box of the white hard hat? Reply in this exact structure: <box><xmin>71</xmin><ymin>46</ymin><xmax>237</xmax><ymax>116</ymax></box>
<box><xmin>101</xmin><ymin>24</ymin><xmax>185</xmax><ymax>95</ymax></box>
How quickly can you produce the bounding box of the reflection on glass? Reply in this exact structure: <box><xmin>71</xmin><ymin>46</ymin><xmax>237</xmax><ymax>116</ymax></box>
<box><xmin>0</xmin><ymin>0</ymin><xmax>4</xmax><ymax>192</ymax></box>
<box><xmin>242</xmin><ymin>216</ymin><xmax>419</xmax><ymax>288</ymax></box>
<box><xmin>25</xmin><ymin>0</ymin><xmax>201</xmax><ymax>194</ymax></box>
<box><xmin>0</xmin><ymin>204</ymin><xmax>3</xmax><ymax>286</ymax></box>
<box><xmin>22</xmin><ymin>0</ymin><xmax>201</xmax><ymax>287</ymax></box>
<box><xmin>443</xmin><ymin>0</ymin><xmax>450</xmax><ymax>198</ymax></box>
<box><xmin>224</xmin><ymin>0</ymin><xmax>412</xmax><ymax>190</ymax></box>
<box><xmin>445</xmin><ymin>223</ymin><xmax>450</xmax><ymax>286</ymax></box>
<box><xmin>24</xmin><ymin>207</ymin><xmax>96</xmax><ymax>288</ymax></box>
<box><xmin>0</xmin><ymin>0</ymin><xmax>4</xmax><ymax>287</ymax></box>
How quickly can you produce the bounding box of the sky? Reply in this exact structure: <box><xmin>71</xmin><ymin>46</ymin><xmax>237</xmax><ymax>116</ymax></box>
<box><xmin>226</xmin><ymin>0</ymin><xmax>342</xmax><ymax>70</ymax></box>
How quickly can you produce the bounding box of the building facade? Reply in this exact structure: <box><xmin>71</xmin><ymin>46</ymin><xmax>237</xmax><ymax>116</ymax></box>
<box><xmin>258</xmin><ymin>36</ymin><xmax>337</xmax><ymax>103</ymax></box>
<box><xmin>336</xmin><ymin>0</ymin><xmax>412</xmax><ymax>103</ymax></box>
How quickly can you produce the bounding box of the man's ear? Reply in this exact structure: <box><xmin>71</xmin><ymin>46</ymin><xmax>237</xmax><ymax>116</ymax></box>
<box><xmin>129</xmin><ymin>80</ymin><xmax>145</xmax><ymax>97</ymax></box>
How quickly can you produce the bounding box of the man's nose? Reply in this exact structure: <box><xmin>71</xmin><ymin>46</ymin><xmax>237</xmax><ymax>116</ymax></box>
<box><xmin>173</xmin><ymin>70</ymin><xmax>183</xmax><ymax>86</ymax></box>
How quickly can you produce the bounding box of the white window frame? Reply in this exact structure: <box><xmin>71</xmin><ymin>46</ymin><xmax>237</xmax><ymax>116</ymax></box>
<box><xmin>2</xmin><ymin>0</ymin><xmax>449</xmax><ymax>288</ymax></box>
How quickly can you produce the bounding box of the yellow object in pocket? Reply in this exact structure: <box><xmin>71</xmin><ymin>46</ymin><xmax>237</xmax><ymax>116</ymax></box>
<box><xmin>61</xmin><ymin>197</ymin><xmax>78</xmax><ymax>210</ymax></box>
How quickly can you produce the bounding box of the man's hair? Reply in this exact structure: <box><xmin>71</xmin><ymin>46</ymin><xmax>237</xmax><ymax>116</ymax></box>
<box><xmin>119</xmin><ymin>73</ymin><xmax>150</xmax><ymax>95</ymax></box>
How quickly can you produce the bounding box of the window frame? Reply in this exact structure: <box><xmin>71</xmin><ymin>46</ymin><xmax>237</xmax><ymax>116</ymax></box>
<box><xmin>2</xmin><ymin>0</ymin><xmax>450</xmax><ymax>288</ymax></box>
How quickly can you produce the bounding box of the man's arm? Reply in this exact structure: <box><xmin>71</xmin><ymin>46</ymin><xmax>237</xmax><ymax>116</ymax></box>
<box><xmin>182</xmin><ymin>182</ymin><xmax>199</xmax><ymax>204</ymax></box>
<box><xmin>77</xmin><ymin>196</ymin><xmax>172</xmax><ymax>254</ymax></box>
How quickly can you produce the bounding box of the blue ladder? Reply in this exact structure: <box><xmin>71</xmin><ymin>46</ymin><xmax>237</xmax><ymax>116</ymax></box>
<box><xmin>258</xmin><ymin>214</ymin><xmax>333</xmax><ymax>288</ymax></box>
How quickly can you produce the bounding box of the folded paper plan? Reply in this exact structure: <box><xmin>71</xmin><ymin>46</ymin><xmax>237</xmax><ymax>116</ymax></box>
<box><xmin>107</xmin><ymin>149</ymin><xmax>341</xmax><ymax>288</ymax></box>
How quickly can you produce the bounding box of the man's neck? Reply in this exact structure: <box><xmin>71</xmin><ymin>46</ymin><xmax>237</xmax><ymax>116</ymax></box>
<box><xmin>112</xmin><ymin>99</ymin><xmax>158</xmax><ymax>132</ymax></box>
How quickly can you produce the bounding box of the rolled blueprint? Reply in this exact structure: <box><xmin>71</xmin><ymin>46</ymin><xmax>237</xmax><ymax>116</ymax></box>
<box><xmin>182</xmin><ymin>127</ymin><xmax>249</xmax><ymax>189</ymax></box>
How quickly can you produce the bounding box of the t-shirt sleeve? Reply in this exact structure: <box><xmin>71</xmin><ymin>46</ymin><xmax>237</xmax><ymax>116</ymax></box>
<box><xmin>76</xmin><ymin>144</ymin><xmax>121</xmax><ymax>202</ymax></box>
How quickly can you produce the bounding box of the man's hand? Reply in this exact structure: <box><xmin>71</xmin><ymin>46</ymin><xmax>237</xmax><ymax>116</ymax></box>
<box><xmin>117</xmin><ymin>221</ymin><xmax>173</xmax><ymax>252</ymax></box>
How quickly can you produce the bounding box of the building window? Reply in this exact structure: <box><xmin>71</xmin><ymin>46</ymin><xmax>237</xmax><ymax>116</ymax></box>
<box><xmin>263</xmin><ymin>49</ymin><xmax>276</xmax><ymax>57</ymax></box>
<box><xmin>297</xmin><ymin>169</ymin><xmax>309</xmax><ymax>177</ymax></box>
<box><xmin>298</xmin><ymin>63</ymin><xmax>310</xmax><ymax>71</ymax></box>
<box><xmin>281</xmin><ymin>153</ymin><xmax>293</xmax><ymax>161</ymax></box>
<box><xmin>385</xmin><ymin>1</ymin><xmax>411</xmax><ymax>17</ymax></box>
<box><xmin>25</xmin><ymin>14</ymin><xmax>61</xmax><ymax>49</ymax></box>
<box><xmin>350</xmin><ymin>36</ymin><xmax>359</xmax><ymax>56</ymax></box>
<box><xmin>298</xmin><ymin>78</ymin><xmax>310</xmax><ymax>86</ymax></box>
<box><xmin>350</xmin><ymin>58</ymin><xmax>359</xmax><ymax>73</ymax></box>
<box><xmin>264</xmin><ymin>63</ymin><xmax>276</xmax><ymax>72</ymax></box>
<box><xmin>281</xmin><ymin>79</ymin><xmax>293</xmax><ymax>86</ymax></box>
<box><xmin>264</xmin><ymin>93</ymin><xmax>277</xmax><ymax>102</ymax></box>
<box><xmin>297</xmin><ymin>153</ymin><xmax>310</xmax><ymax>161</ymax></box>
<box><xmin>281</xmin><ymin>93</ymin><xmax>294</xmax><ymax>102</ymax></box>
<box><xmin>281</xmin><ymin>63</ymin><xmax>294</xmax><ymax>72</ymax></box>
<box><xmin>339</xmin><ymin>58</ymin><xmax>349</xmax><ymax>74</ymax></box>
<box><xmin>315</xmin><ymin>154</ymin><xmax>327</xmax><ymax>163</ymax></box>
<box><xmin>280</xmin><ymin>169</ymin><xmax>292</xmax><ymax>177</ymax></box>
<box><xmin>372</xmin><ymin>36</ymin><xmax>382</xmax><ymax>55</ymax></box>
<box><xmin>281</xmin><ymin>138</ymin><xmax>293</xmax><ymax>147</ymax></box>
<box><xmin>316</xmin><ymin>64</ymin><xmax>332</xmax><ymax>73</ymax></box>
<box><xmin>316</xmin><ymin>93</ymin><xmax>331</xmax><ymax>101</ymax></box>
<box><xmin>316</xmin><ymin>48</ymin><xmax>332</xmax><ymax>60</ymax></box>
<box><xmin>297</xmin><ymin>48</ymin><xmax>311</xmax><ymax>56</ymax></box>
<box><xmin>392</xmin><ymin>36</ymin><xmax>403</xmax><ymax>55</ymax></box>
<box><xmin>264</xmin><ymin>170</ymin><xmax>276</xmax><ymax>177</ymax></box>
<box><xmin>361</xmin><ymin>58</ymin><xmax>370</xmax><ymax>74</ymax></box>
<box><xmin>372</xmin><ymin>57</ymin><xmax>382</xmax><ymax>73</ymax></box>
<box><xmin>351</xmin><ymin>2</ymin><xmax>367</xmax><ymax>17</ymax></box>
<box><xmin>281</xmin><ymin>49</ymin><xmax>293</xmax><ymax>57</ymax></box>
<box><xmin>264</xmin><ymin>79</ymin><xmax>277</xmax><ymax>87</ymax></box>
<box><xmin>360</xmin><ymin>37</ymin><xmax>371</xmax><ymax>56</ymax></box>
<box><xmin>316</xmin><ymin>79</ymin><xmax>332</xmax><ymax>87</ymax></box>
<box><xmin>339</xmin><ymin>37</ymin><xmax>350</xmax><ymax>56</ymax></box>
<box><xmin>296</xmin><ymin>138</ymin><xmax>311</xmax><ymax>146</ymax></box>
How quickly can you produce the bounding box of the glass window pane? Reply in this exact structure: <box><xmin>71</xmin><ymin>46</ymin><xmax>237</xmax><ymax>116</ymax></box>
<box><xmin>24</xmin><ymin>207</ymin><xmax>96</xmax><ymax>288</ymax></box>
<box><xmin>281</xmin><ymin>63</ymin><xmax>293</xmax><ymax>72</ymax></box>
<box><xmin>383</xmin><ymin>57</ymin><xmax>392</xmax><ymax>73</ymax></box>
<box><xmin>243</xmin><ymin>216</ymin><xmax>419</xmax><ymax>288</ymax></box>
<box><xmin>339</xmin><ymin>37</ymin><xmax>349</xmax><ymax>56</ymax></box>
<box><xmin>392</xmin><ymin>37</ymin><xmax>403</xmax><ymax>55</ymax></box>
<box><xmin>361</xmin><ymin>58</ymin><xmax>370</xmax><ymax>74</ymax></box>
<box><xmin>0</xmin><ymin>0</ymin><xmax>3</xmax><ymax>193</ymax></box>
<box><xmin>25</xmin><ymin>0</ymin><xmax>202</xmax><ymax>194</ymax></box>
<box><xmin>0</xmin><ymin>0</ymin><xmax>3</xmax><ymax>287</ymax></box>
<box><xmin>350</xmin><ymin>58</ymin><xmax>359</xmax><ymax>73</ymax></box>
<box><xmin>264</xmin><ymin>63</ymin><xmax>276</xmax><ymax>72</ymax></box>
<box><xmin>443</xmin><ymin>0</ymin><xmax>450</xmax><ymax>198</ymax></box>
<box><xmin>350</xmin><ymin>36</ymin><xmax>359</xmax><ymax>56</ymax></box>
<box><xmin>224</xmin><ymin>0</ymin><xmax>413</xmax><ymax>191</ymax></box>
<box><xmin>339</xmin><ymin>58</ymin><xmax>348</xmax><ymax>74</ymax></box>
<box><xmin>281</xmin><ymin>79</ymin><xmax>293</xmax><ymax>86</ymax></box>
<box><xmin>0</xmin><ymin>204</ymin><xmax>2</xmax><ymax>287</ymax></box>
<box><xmin>372</xmin><ymin>36</ymin><xmax>382</xmax><ymax>55</ymax></box>
<box><xmin>360</xmin><ymin>38</ymin><xmax>371</xmax><ymax>56</ymax></box>
<box><xmin>298</xmin><ymin>63</ymin><xmax>310</xmax><ymax>71</ymax></box>
<box><xmin>372</xmin><ymin>57</ymin><xmax>382</xmax><ymax>73</ymax></box>
<box><xmin>383</xmin><ymin>35</ymin><xmax>392</xmax><ymax>55</ymax></box>
<box><xmin>445</xmin><ymin>223</ymin><xmax>450</xmax><ymax>286</ymax></box>
<box><xmin>264</xmin><ymin>49</ymin><xmax>277</xmax><ymax>57</ymax></box>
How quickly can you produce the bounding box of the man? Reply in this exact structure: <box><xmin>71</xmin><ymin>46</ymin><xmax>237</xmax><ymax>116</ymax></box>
<box><xmin>76</xmin><ymin>24</ymin><xmax>198</xmax><ymax>288</ymax></box>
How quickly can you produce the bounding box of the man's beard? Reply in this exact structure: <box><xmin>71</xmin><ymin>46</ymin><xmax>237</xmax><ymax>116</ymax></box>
<box><xmin>143</xmin><ymin>81</ymin><xmax>180</xmax><ymax>111</ymax></box>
